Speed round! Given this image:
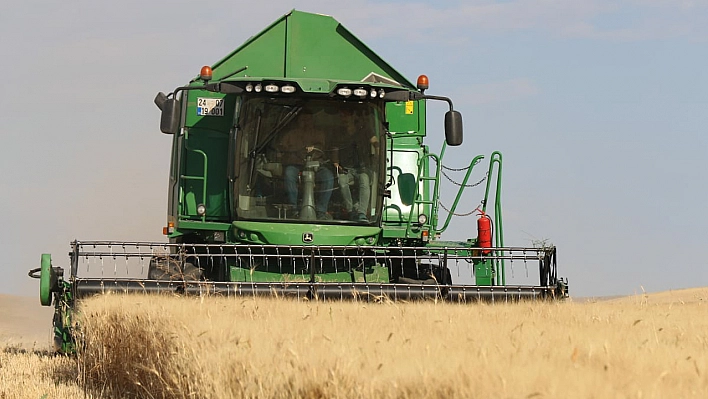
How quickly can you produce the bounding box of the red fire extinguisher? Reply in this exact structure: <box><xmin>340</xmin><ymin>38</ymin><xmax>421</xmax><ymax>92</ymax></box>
<box><xmin>477</xmin><ymin>212</ymin><xmax>492</xmax><ymax>255</ymax></box>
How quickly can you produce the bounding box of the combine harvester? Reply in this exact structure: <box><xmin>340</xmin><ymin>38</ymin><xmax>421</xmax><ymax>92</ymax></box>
<box><xmin>30</xmin><ymin>10</ymin><xmax>567</xmax><ymax>352</ymax></box>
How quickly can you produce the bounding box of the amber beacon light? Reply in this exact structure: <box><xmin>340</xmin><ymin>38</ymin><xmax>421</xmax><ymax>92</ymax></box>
<box><xmin>417</xmin><ymin>74</ymin><xmax>429</xmax><ymax>92</ymax></box>
<box><xmin>200</xmin><ymin>65</ymin><xmax>213</xmax><ymax>81</ymax></box>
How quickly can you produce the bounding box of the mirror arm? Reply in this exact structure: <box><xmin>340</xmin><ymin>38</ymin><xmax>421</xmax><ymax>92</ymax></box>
<box><xmin>420</xmin><ymin>94</ymin><xmax>454</xmax><ymax>112</ymax></box>
<box><xmin>388</xmin><ymin>90</ymin><xmax>455</xmax><ymax>111</ymax></box>
<box><xmin>171</xmin><ymin>82</ymin><xmax>244</xmax><ymax>98</ymax></box>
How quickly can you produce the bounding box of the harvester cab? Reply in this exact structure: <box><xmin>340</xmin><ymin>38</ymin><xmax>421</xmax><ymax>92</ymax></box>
<box><xmin>31</xmin><ymin>10</ymin><xmax>567</xmax><ymax>353</ymax></box>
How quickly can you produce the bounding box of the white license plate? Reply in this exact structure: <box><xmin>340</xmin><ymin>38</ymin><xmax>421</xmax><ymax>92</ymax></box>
<box><xmin>196</xmin><ymin>97</ymin><xmax>224</xmax><ymax>116</ymax></box>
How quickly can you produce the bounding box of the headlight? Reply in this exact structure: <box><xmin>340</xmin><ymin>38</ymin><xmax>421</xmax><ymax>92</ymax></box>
<box><xmin>197</xmin><ymin>203</ymin><xmax>207</xmax><ymax>216</ymax></box>
<box><xmin>418</xmin><ymin>214</ymin><xmax>428</xmax><ymax>225</ymax></box>
<box><xmin>353</xmin><ymin>88</ymin><xmax>367</xmax><ymax>98</ymax></box>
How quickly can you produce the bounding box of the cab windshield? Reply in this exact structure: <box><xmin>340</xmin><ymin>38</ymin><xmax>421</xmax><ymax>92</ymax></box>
<box><xmin>234</xmin><ymin>97</ymin><xmax>385</xmax><ymax>224</ymax></box>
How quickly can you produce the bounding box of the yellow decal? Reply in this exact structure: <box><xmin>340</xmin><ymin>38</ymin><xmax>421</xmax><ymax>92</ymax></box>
<box><xmin>405</xmin><ymin>101</ymin><xmax>414</xmax><ymax>115</ymax></box>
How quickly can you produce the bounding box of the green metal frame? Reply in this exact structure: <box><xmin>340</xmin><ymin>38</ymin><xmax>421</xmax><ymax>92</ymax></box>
<box><xmin>481</xmin><ymin>151</ymin><xmax>505</xmax><ymax>285</ymax></box>
<box><xmin>180</xmin><ymin>129</ymin><xmax>209</xmax><ymax>222</ymax></box>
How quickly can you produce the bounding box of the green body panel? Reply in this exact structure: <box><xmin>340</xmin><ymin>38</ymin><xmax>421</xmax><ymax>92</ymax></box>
<box><xmin>177</xmin><ymin>89</ymin><xmax>234</xmax><ymax>220</ymax></box>
<box><xmin>233</xmin><ymin>221</ymin><xmax>380</xmax><ymax>246</ymax></box>
<box><xmin>474</xmin><ymin>260</ymin><xmax>494</xmax><ymax>286</ymax></box>
<box><xmin>230</xmin><ymin>265</ymin><xmax>388</xmax><ymax>283</ymax></box>
<box><xmin>386</xmin><ymin>100</ymin><xmax>423</xmax><ymax>134</ymax></box>
<box><xmin>208</xmin><ymin>10</ymin><xmax>413</xmax><ymax>86</ymax></box>
<box><xmin>178</xmin><ymin>220</ymin><xmax>232</xmax><ymax>231</ymax></box>
<box><xmin>381</xmin><ymin>99</ymin><xmax>430</xmax><ymax>239</ymax></box>
<box><xmin>179</xmin><ymin>128</ymin><xmax>230</xmax><ymax>219</ymax></box>
<box><xmin>184</xmin><ymin>90</ymin><xmax>235</xmax><ymax>130</ymax></box>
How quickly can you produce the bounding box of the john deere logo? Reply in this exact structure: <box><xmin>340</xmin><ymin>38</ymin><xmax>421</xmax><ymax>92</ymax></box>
<box><xmin>302</xmin><ymin>232</ymin><xmax>314</xmax><ymax>243</ymax></box>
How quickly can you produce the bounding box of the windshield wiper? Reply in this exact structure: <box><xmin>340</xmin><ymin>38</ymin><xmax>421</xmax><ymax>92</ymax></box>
<box><xmin>252</xmin><ymin>106</ymin><xmax>302</xmax><ymax>155</ymax></box>
<box><xmin>246</xmin><ymin>106</ymin><xmax>302</xmax><ymax>192</ymax></box>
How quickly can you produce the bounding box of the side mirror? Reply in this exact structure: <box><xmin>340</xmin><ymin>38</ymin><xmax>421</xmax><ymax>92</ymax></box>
<box><xmin>444</xmin><ymin>110</ymin><xmax>463</xmax><ymax>146</ymax></box>
<box><xmin>397</xmin><ymin>173</ymin><xmax>417</xmax><ymax>206</ymax></box>
<box><xmin>154</xmin><ymin>92</ymin><xmax>168</xmax><ymax>111</ymax></box>
<box><xmin>160</xmin><ymin>98</ymin><xmax>180</xmax><ymax>134</ymax></box>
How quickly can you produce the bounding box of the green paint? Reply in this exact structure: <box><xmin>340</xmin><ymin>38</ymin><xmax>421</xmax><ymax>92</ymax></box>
<box><xmin>40</xmin><ymin>254</ymin><xmax>51</xmax><ymax>306</ymax></box>
<box><xmin>474</xmin><ymin>259</ymin><xmax>494</xmax><ymax>286</ymax></box>
<box><xmin>233</xmin><ymin>221</ymin><xmax>380</xmax><ymax>246</ymax></box>
<box><xmin>230</xmin><ymin>265</ymin><xmax>388</xmax><ymax>283</ymax></box>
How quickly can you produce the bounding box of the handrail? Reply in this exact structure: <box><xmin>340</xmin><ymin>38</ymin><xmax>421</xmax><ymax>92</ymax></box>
<box><xmin>482</xmin><ymin>151</ymin><xmax>504</xmax><ymax>285</ymax></box>
<box><xmin>435</xmin><ymin>154</ymin><xmax>486</xmax><ymax>234</ymax></box>
<box><xmin>181</xmin><ymin>129</ymin><xmax>209</xmax><ymax>222</ymax></box>
<box><xmin>406</xmin><ymin>152</ymin><xmax>441</xmax><ymax>235</ymax></box>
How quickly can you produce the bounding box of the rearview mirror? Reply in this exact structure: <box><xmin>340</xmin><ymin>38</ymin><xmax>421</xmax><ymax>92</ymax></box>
<box><xmin>397</xmin><ymin>173</ymin><xmax>416</xmax><ymax>206</ymax></box>
<box><xmin>444</xmin><ymin>110</ymin><xmax>463</xmax><ymax>146</ymax></box>
<box><xmin>160</xmin><ymin>98</ymin><xmax>180</xmax><ymax>134</ymax></box>
<box><xmin>154</xmin><ymin>92</ymin><xmax>168</xmax><ymax>111</ymax></box>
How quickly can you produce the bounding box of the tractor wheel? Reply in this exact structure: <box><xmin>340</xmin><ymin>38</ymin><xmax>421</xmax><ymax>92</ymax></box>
<box><xmin>148</xmin><ymin>257</ymin><xmax>202</xmax><ymax>281</ymax></box>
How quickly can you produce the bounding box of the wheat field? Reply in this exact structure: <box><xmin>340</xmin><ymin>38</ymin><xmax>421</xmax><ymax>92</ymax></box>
<box><xmin>1</xmin><ymin>288</ymin><xmax>707</xmax><ymax>398</ymax></box>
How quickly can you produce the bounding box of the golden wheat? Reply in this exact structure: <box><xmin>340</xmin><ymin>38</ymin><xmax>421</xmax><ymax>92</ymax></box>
<box><xmin>74</xmin><ymin>288</ymin><xmax>708</xmax><ymax>398</ymax></box>
<box><xmin>2</xmin><ymin>288</ymin><xmax>707</xmax><ymax>398</ymax></box>
<box><xmin>0</xmin><ymin>347</ymin><xmax>90</xmax><ymax>399</ymax></box>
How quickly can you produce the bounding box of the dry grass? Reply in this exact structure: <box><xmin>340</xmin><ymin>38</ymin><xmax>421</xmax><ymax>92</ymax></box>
<box><xmin>2</xmin><ymin>288</ymin><xmax>707</xmax><ymax>398</ymax></box>
<box><xmin>0</xmin><ymin>347</ymin><xmax>89</xmax><ymax>398</ymax></box>
<box><xmin>77</xmin><ymin>288</ymin><xmax>708</xmax><ymax>398</ymax></box>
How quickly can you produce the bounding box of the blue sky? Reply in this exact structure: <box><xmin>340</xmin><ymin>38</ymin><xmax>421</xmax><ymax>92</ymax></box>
<box><xmin>1</xmin><ymin>0</ymin><xmax>706</xmax><ymax>297</ymax></box>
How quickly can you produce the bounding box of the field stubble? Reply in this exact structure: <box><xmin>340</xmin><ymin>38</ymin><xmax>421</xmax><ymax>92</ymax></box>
<box><xmin>1</xmin><ymin>288</ymin><xmax>707</xmax><ymax>398</ymax></box>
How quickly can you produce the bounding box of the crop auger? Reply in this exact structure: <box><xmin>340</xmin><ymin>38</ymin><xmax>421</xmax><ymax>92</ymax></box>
<box><xmin>30</xmin><ymin>10</ymin><xmax>568</xmax><ymax>353</ymax></box>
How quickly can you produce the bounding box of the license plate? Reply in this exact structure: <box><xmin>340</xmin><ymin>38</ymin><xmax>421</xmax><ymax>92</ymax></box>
<box><xmin>196</xmin><ymin>97</ymin><xmax>224</xmax><ymax>116</ymax></box>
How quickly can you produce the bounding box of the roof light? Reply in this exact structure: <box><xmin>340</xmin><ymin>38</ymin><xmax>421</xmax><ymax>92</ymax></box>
<box><xmin>379</xmin><ymin>90</ymin><xmax>385</xmax><ymax>98</ymax></box>
<box><xmin>337</xmin><ymin>87</ymin><xmax>352</xmax><ymax>97</ymax></box>
<box><xmin>265</xmin><ymin>84</ymin><xmax>279</xmax><ymax>93</ymax></box>
<box><xmin>370</xmin><ymin>89</ymin><xmax>377</xmax><ymax>98</ymax></box>
<box><xmin>417</xmin><ymin>74</ymin><xmax>429</xmax><ymax>92</ymax></box>
<box><xmin>353</xmin><ymin>88</ymin><xmax>367</xmax><ymax>98</ymax></box>
<box><xmin>200</xmin><ymin>66</ymin><xmax>213</xmax><ymax>81</ymax></box>
<box><xmin>254</xmin><ymin>84</ymin><xmax>262</xmax><ymax>93</ymax></box>
<box><xmin>281</xmin><ymin>85</ymin><xmax>296</xmax><ymax>94</ymax></box>
<box><xmin>245</xmin><ymin>83</ymin><xmax>253</xmax><ymax>92</ymax></box>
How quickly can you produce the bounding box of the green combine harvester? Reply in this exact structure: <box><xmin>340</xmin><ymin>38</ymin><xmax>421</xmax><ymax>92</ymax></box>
<box><xmin>29</xmin><ymin>10</ymin><xmax>567</xmax><ymax>352</ymax></box>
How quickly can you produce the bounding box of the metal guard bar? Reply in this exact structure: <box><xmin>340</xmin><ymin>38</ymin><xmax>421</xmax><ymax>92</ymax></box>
<box><xmin>73</xmin><ymin>279</ymin><xmax>562</xmax><ymax>303</ymax></box>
